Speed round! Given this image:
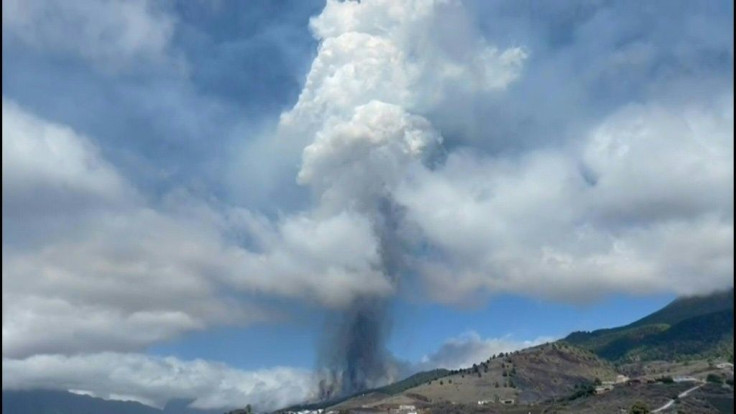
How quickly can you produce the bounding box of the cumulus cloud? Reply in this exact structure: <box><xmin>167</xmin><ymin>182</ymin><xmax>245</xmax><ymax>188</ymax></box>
<box><xmin>2</xmin><ymin>99</ymin><xmax>139</xmax><ymax>222</ymax></box>
<box><xmin>2</xmin><ymin>0</ymin><xmax>178</xmax><ymax>71</ymax></box>
<box><xmin>2</xmin><ymin>98</ymin><xmax>411</xmax><ymax>359</ymax></box>
<box><xmin>395</xmin><ymin>95</ymin><xmax>733</xmax><ymax>304</ymax></box>
<box><xmin>2</xmin><ymin>353</ymin><xmax>315</xmax><ymax>411</ymax></box>
<box><xmin>418</xmin><ymin>331</ymin><xmax>553</xmax><ymax>370</ymax></box>
<box><xmin>225</xmin><ymin>210</ymin><xmax>394</xmax><ymax>308</ymax></box>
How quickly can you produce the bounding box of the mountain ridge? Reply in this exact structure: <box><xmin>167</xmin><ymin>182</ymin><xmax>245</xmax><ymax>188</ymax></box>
<box><xmin>563</xmin><ymin>287</ymin><xmax>734</xmax><ymax>362</ymax></box>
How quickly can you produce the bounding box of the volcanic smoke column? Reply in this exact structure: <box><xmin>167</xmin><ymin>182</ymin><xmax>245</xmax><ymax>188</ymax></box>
<box><xmin>274</xmin><ymin>0</ymin><xmax>527</xmax><ymax>397</ymax></box>
<box><xmin>298</xmin><ymin>102</ymin><xmax>442</xmax><ymax>397</ymax></box>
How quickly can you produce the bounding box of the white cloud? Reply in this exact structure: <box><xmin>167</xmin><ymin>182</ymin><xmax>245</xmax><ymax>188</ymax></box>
<box><xmin>2</xmin><ymin>353</ymin><xmax>315</xmax><ymax>412</ymax></box>
<box><xmin>225</xmin><ymin>210</ymin><xmax>395</xmax><ymax>308</ymax></box>
<box><xmin>254</xmin><ymin>0</ymin><xmax>526</xmax><ymax>192</ymax></box>
<box><xmin>419</xmin><ymin>331</ymin><xmax>553</xmax><ymax>370</ymax></box>
<box><xmin>2</xmin><ymin>99</ymin><xmax>139</xmax><ymax>219</ymax></box>
<box><xmin>396</xmin><ymin>96</ymin><xmax>734</xmax><ymax>304</ymax></box>
<box><xmin>1</xmin><ymin>99</ymin><xmax>396</xmax><ymax>359</ymax></box>
<box><xmin>2</xmin><ymin>0</ymin><xmax>178</xmax><ymax>71</ymax></box>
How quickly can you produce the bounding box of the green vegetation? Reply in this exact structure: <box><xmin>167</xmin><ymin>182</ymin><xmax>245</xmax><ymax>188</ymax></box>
<box><xmin>629</xmin><ymin>400</ymin><xmax>650</xmax><ymax>414</ymax></box>
<box><xmin>630</xmin><ymin>288</ymin><xmax>733</xmax><ymax>328</ymax></box>
<box><xmin>373</xmin><ymin>368</ymin><xmax>450</xmax><ymax>395</ymax></box>
<box><xmin>563</xmin><ymin>288</ymin><xmax>734</xmax><ymax>362</ymax></box>
<box><xmin>706</xmin><ymin>373</ymin><xmax>724</xmax><ymax>384</ymax></box>
<box><xmin>566</xmin><ymin>382</ymin><xmax>596</xmax><ymax>401</ymax></box>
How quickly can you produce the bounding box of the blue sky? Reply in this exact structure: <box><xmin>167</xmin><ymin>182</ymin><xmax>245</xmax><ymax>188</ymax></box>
<box><xmin>150</xmin><ymin>292</ymin><xmax>675</xmax><ymax>371</ymax></box>
<box><xmin>2</xmin><ymin>0</ymin><xmax>733</xmax><ymax>412</ymax></box>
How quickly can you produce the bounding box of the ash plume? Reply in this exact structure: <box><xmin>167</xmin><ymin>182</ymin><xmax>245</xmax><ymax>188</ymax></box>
<box><xmin>273</xmin><ymin>0</ymin><xmax>527</xmax><ymax>399</ymax></box>
<box><xmin>317</xmin><ymin>199</ymin><xmax>408</xmax><ymax>398</ymax></box>
<box><xmin>318</xmin><ymin>297</ymin><xmax>392</xmax><ymax>398</ymax></box>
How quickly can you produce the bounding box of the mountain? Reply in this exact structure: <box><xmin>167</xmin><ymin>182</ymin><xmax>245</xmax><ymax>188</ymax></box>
<box><xmin>280</xmin><ymin>343</ymin><xmax>618</xmax><ymax>412</ymax></box>
<box><xmin>277</xmin><ymin>288</ymin><xmax>734</xmax><ymax>413</ymax></box>
<box><xmin>2</xmin><ymin>390</ymin><xmax>223</xmax><ymax>414</ymax></box>
<box><xmin>563</xmin><ymin>288</ymin><xmax>734</xmax><ymax>362</ymax></box>
<box><xmin>630</xmin><ymin>288</ymin><xmax>734</xmax><ymax>328</ymax></box>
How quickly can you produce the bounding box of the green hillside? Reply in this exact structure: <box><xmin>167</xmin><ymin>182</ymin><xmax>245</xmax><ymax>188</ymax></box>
<box><xmin>629</xmin><ymin>288</ymin><xmax>734</xmax><ymax>328</ymax></box>
<box><xmin>563</xmin><ymin>288</ymin><xmax>734</xmax><ymax>363</ymax></box>
<box><xmin>372</xmin><ymin>368</ymin><xmax>450</xmax><ymax>395</ymax></box>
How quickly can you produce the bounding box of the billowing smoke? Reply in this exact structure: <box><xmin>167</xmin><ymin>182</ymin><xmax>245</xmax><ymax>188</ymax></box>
<box><xmin>317</xmin><ymin>297</ymin><xmax>393</xmax><ymax>398</ymax></box>
<box><xmin>274</xmin><ymin>0</ymin><xmax>527</xmax><ymax>397</ymax></box>
<box><xmin>303</xmin><ymin>102</ymin><xmax>439</xmax><ymax>397</ymax></box>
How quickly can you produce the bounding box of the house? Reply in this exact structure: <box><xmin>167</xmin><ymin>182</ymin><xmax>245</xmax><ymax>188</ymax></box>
<box><xmin>615</xmin><ymin>375</ymin><xmax>629</xmax><ymax>383</ymax></box>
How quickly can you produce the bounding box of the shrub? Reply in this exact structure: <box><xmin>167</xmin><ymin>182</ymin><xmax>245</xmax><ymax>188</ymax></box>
<box><xmin>629</xmin><ymin>401</ymin><xmax>650</xmax><ymax>414</ymax></box>
<box><xmin>706</xmin><ymin>374</ymin><xmax>723</xmax><ymax>384</ymax></box>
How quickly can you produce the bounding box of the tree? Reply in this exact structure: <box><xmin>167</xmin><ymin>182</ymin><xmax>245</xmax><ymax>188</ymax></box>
<box><xmin>629</xmin><ymin>401</ymin><xmax>650</xmax><ymax>414</ymax></box>
<box><xmin>494</xmin><ymin>382</ymin><xmax>499</xmax><ymax>388</ymax></box>
<box><xmin>593</xmin><ymin>377</ymin><xmax>602</xmax><ymax>386</ymax></box>
<box><xmin>706</xmin><ymin>374</ymin><xmax>723</xmax><ymax>384</ymax></box>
